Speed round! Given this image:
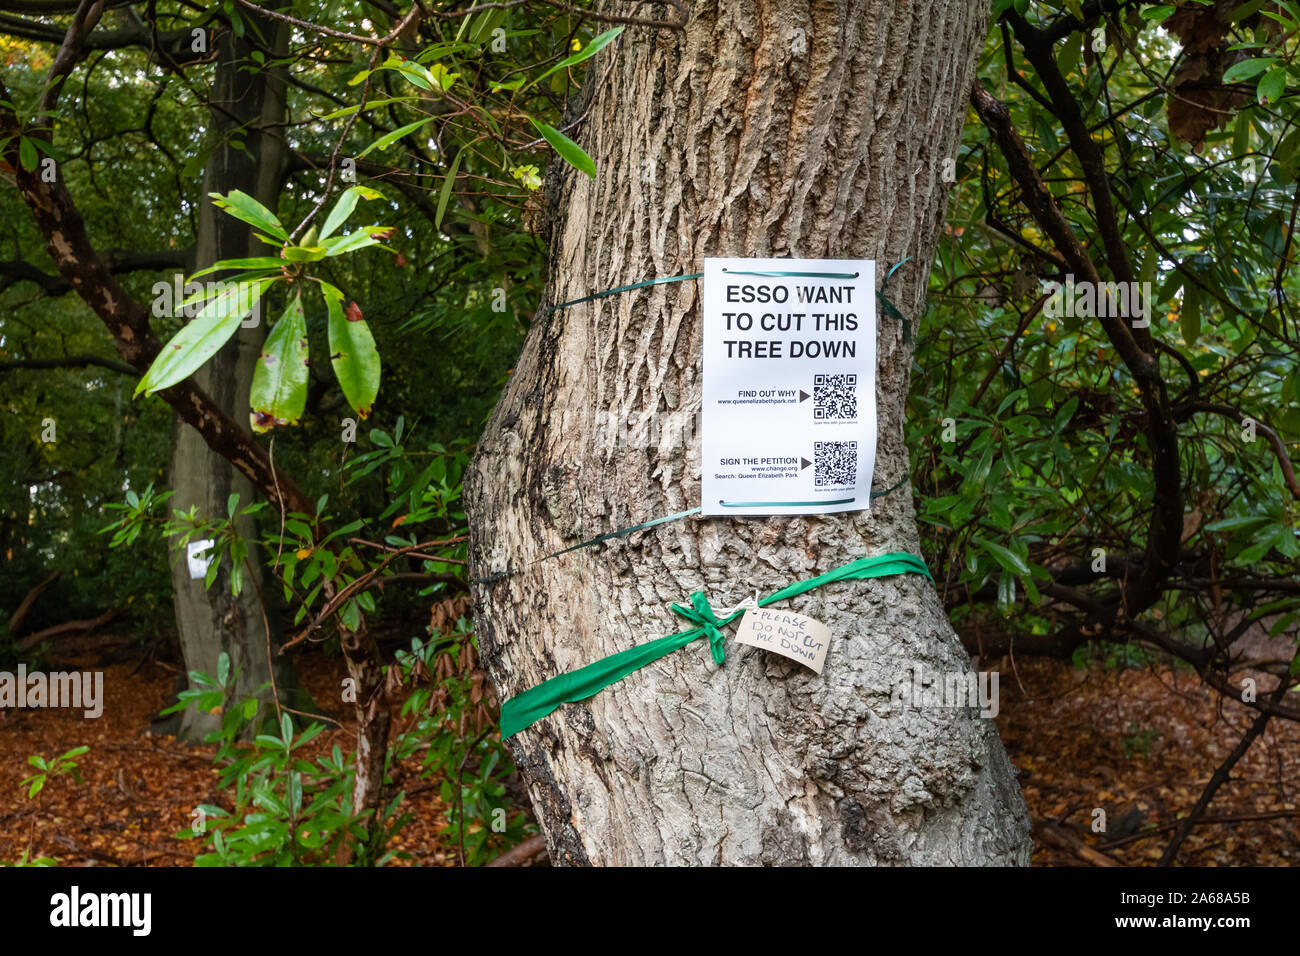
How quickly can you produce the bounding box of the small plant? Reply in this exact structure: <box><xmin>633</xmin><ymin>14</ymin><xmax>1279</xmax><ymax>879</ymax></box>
<box><xmin>3</xmin><ymin>745</ymin><xmax>89</xmax><ymax>866</ymax></box>
<box><xmin>388</xmin><ymin>627</ymin><xmax>532</xmax><ymax>866</ymax></box>
<box><xmin>105</xmin><ymin>419</ymin><xmax>532</xmax><ymax>865</ymax></box>
<box><xmin>168</xmin><ymin>653</ymin><xmax>401</xmax><ymax>866</ymax></box>
<box><xmin>3</xmin><ymin>849</ymin><xmax>58</xmax><ymax>867</ymax></box>
<box><xmin>20</xmin><ymin>745</ymin><xmax>88</xmax><ymax>798</ymax></box>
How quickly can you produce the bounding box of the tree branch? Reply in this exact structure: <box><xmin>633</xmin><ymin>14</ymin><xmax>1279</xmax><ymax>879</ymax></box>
<box><xmin>1158</xmin><ymin>706</ymin><xmax>1272</xmax><ymax>865</ymax></box>
<box><xmin>0</xmin><ymin>352</ymin><xmax>137</xmax><ymax>375</ymax></box>
<box><xmin>0</xmin><ymin>12</ymin><xmax>206</xmax><ymax>62</ymax></box>
<box><xmin>0</xmin><ymin>248</ymin><xmax>190</xmax><ymax>296</ymax></box>
<box><xmin>970</xmin><ymin>77</ymin><xmax>1184</xmax><ymax>640</ymax></box>
<box><xmin>1182</xmin><ymin>402</ymin><xmax>1300</xmax><ymax>499</ymax></box>
<box><xmin>38</xmin><ymin>0</ymin><xmax>106</xmax><ymax>120</ymax></box>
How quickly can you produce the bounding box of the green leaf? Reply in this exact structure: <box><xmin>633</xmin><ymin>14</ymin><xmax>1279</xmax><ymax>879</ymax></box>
<box><xmin>317</xmin><ymin>96</ymin><xmax>416</xmax><ymax>120</ymax></box>
<box><xmin>376</xmin><ymin>56</ymin><xmax>451</xmax><ymax>92</ymax></box>
<box><xmin>963</xmin><ymin>441</ymin><xmax>994</xmax><ymax>492</ymax></box>
<box><xmin>320</xmin><ymin>185</ymin><xmax>383</xmax><ymax>240</ymax></box>
<box><xmin>1229</xmin><ymin>0</ymin><xmax>1267</xmax><ymax>20</ymax></box>
<box><xmin>530</xmin><ymin>119</ymin><xmax>595</xmax><ymax>178</ymax></box>
<box><xmin>340</xmin><ymin>598</ymin><xmax>361</xmax><ymax>632</ymax></box>
<box><xmin>209</xmin><ymin>190</ymin><xmax>288</xmax><ymax>241</ymax></box>
<box><xmin>530</xmin><ymin>27</ymin><xmax>624</xmax><ymax>88</ymax></box>
<box><xmin>357</xmin><ymin>118</ymin><xmax>434</xmax><ymax>158</ymax></box>
<box><xmin>436</xmin><ymin>147</ymin><xmax>464</xmax><ymax>230</ymax></box>
<box><xmin>1057</xmin><ymin>31</ymin><xmax>1082</xmax><ymax>76</ymax></box>
<box><xmin>249</xmin><ymin>292</ymin><xmax>309</xmax><ymax>432</ymax></box>
<box><xmin>1203</xmin><ymin>515</ymin><xmax>1271</xmax><ymax>532</ymax></box>
<box><xmin>324</xmin><ymin>226</ymin><xmax>389</xmax><ymax>257</ymax></box>
<box><xmin>1140</xmin><ymin>4</ymin><xmax>1176</xmax><ymax>20</ymax></box>
<box><xmin>1180</xmin><ymin>285</ymin><xmax>1201</xmax><ymax>346</ymax></box>
<box><xmin>18</xmin><ymin>136</ymin><xmax>38</xmax><ymax>171</ymax></box>
<box><xmin>136</xmin><ymin>279</ymin><xmax>273</xmax><ymax>396</ymax></box>
<box><xmin>323</xmin><ymin>284</ymin><xmax>380</xmax><ymax>417</ymax></box>
<box><xmin>1257</xmin><ymin>67</ymin><xmax>1286</xmax><ymax>104</ymax></box>
<box><xmin>1054</xmin><ymin>396</ymin><xmax>1079</xmax><ymax>431</ymax></box>
<box><xmin>1222</xmin><ymin>57</ymin><xmax>1275</xmax><ymax>83</ymax></box>
<box><xmin>428</xmin><ymin>63</ymin><xmax>460</xmax><ymax>91</ymax></box>
<box><xmin>188</xmin><ymin>257</ymin><xmax>286</xmax><ymax>281</ymax></box>
<box><xmin>1156</xmin><ymin>269</ymin><xmax>1184</xmax><ymax>305</ymax></box>
<box><xmin>281</xmin><ymin>245</ymin><xmax>327</xmax><ymax>262</ymax></box>
<box><xmin>979</xmin><ymin>539</ymin><xmax>1031</xmax><ymax>576</ymax></box>
<box><xmin>468</xmin><ymin>8</ymin><xmax>506</xmax><ymax>44</ymax></box>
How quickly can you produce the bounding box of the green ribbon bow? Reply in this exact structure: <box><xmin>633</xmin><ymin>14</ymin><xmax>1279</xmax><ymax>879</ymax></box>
<box><xmin>670</xmin><ymin>591</ymin><xmax>740</xmax><ymax>665</ymax></box>
<box><xmin>500</xmin><ymin>551</ymin><xmax>933</xmax><ymax>739</ymax></box>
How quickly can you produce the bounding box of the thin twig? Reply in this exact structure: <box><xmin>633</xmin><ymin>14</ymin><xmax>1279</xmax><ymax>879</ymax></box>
<box><xmin>1158</xmin><ymin>708</ymin><xmax>1272</xmax><ymax>866</ymax></box>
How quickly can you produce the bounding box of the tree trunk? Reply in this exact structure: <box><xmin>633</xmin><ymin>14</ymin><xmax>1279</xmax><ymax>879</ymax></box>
<box><xmin>467</xmin><ymin>0</ymin><xmax>1031</xmax><ymax>865</ymax></box>
<box><xmin>167</xmin><ymin>16</ymin><xmax>300</xmax><ymax>739</ymax></box>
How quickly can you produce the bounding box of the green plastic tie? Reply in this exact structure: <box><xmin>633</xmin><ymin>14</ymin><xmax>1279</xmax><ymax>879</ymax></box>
<box><xmin>549</xmin><ymin>273</ymin><xmax>703</xmax><ymax>312</ymax></box>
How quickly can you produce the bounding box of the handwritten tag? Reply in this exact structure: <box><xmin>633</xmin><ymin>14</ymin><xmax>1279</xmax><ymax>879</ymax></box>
<box><xmin>733</xmin><ymin>607</ymin><xmax>831</xmax><ymax>673</ymax></box>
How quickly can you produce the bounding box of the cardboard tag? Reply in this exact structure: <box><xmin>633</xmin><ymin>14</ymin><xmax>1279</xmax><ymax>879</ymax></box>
<box><xmin>733</xmin><ymin>607</ymin><xmax>831</xmax><ymax>673</ymax></box>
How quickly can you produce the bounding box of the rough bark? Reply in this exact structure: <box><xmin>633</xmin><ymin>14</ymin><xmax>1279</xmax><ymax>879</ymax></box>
<box><xmin>467</xmin><ymin>0</ymin><xmax>1032</xmax><ymax>865</ymax></box>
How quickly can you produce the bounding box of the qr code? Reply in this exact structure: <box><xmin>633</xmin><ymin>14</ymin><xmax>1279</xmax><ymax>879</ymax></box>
<box><xmin>814</xmin><ymin>440</ymin><xmax>857</xmax><ymax>487</ymax></box>
<box><xmin>814</xmin><ymin>373</ymin><xmax>858</xmax><ymax>420</ymax></box>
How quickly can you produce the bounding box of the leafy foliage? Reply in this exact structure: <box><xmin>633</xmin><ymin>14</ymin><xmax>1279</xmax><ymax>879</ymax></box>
<box><xmin>911</xmin><ymin>0</ymin><xmax>1300</xmax><ymax>671</ymax></box>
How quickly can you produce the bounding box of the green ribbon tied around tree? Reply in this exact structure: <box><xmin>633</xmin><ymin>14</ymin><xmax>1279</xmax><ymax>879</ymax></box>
<box><xmin>500</xmin><ymin>551</ymin><xmax>933</xmax><ymax>739</ymax></box>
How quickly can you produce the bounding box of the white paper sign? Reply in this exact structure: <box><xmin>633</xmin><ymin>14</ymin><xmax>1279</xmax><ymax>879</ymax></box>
<box><xmin>701</xmin><ymin>257</ymin><xmax>876</xmax><ymax>516</ymax></box>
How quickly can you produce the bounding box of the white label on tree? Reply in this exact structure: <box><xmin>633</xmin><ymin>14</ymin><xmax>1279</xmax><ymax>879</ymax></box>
<box><xmin>733</xmin><ymin>607</ymin><xmax>832</xmax><ymax>673</ymax></box>
<box><xmin>701</xmin><ymin>257</ymin><xmax>877</xmax><ymax>516</ymax></box>
<box><xmin>187</xmin><ymin>539</ymin><xmax>215</xmax><ymax>580</ymax></box>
